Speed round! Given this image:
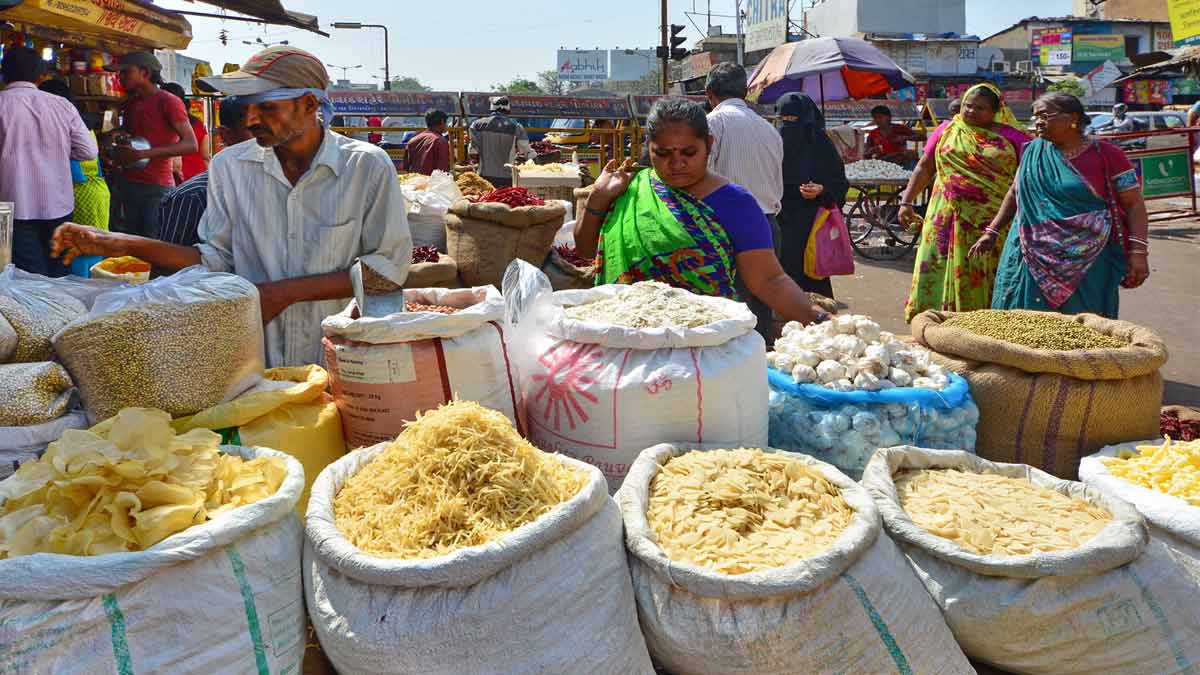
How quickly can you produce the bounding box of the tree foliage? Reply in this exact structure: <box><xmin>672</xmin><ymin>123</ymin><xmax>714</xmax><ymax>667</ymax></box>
<box><xmin>390</xmin><ymin>75</ymin><xmax>432</xmax><ymax>92</ymax></box>
<box><xmin>1047</xmin><ymin>77</ymin><xmax>1087</xmax><ymax>99</ymax></box>
<box><xmin>493</xmin><ymin>78</ymin><xmax>544</xmax><ymax>95</ymax></box>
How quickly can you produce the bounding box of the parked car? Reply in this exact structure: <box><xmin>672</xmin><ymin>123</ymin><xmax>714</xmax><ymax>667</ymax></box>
<box><xmin>1087</xmin><ymin>111</ymin><xmax>1187</xmax><ymax>150</ymax></box>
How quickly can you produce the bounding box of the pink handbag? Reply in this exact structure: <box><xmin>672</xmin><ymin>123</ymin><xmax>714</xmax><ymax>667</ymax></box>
<box><xmin>812</xmin><ymin>206</ymin><xmax>856</xmax><ymax>277</ymax></box>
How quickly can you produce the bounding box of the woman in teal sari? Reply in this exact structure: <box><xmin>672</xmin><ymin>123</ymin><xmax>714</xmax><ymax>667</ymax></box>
<box><xmin>574</xmin><ymin>98</ymin><xmax>826</xmax><ymax>329</ymax></box>
<box><xmin>971</xmin><ymin>93</ymin><xmax>1150</xmax><ymax>317</ymax></box>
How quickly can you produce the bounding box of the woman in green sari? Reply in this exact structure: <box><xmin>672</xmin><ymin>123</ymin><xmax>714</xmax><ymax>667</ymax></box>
<box><xmin>897</xmin><ymin>83</ymin><xmax>1029</xmax><ymax>321</ymax></box>
<box><xmin>574</xmin><ymin>98</ymin><xmax>826</xmax><ymax>329</ymax></box>
<box><xmin>971</xmin><ymin>93</ymin><xmax>1150</xmax><ymax>317</ymax></box>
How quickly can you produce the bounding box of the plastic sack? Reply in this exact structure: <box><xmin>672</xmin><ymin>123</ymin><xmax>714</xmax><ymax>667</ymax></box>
<box><xmin>804</xmin><ymin>206</ymin><xmax>855</xmax><ymax>279</ymax></box>
<box><xmin>304</xmin><ymin>442</ymin><xmax>653</xmax><ymax>674</ymax></box>
<box><xmin>322</xmin><ymin>286</ymin><xmax>519</xmax><ymax>448</ymax></box>
<box><xmin>863</xmin><ymin>447</ymin><xmax>1200</xmax><ymax>674</ymax></box>
<box><xmin>768</xmin><ymin>367</ymin><xmax>978</xmax><ymax>479</ymax></box>
<box><xmin>0</xmin><ymin>265</ymin><xmax>88</xmax><ymax>363</ymax></box>
<box><xmin>0</xmin><ymin>411</ymin><xmax>88</xmax><ymax>480</ymax></box>
<box><xmin>92</xmin><ymin>365</ymin><xmax>347</xmax><ymax>515</ymax></box>
<box><xmin>1080</xmin><ymin>439</ymin><xmax>1200</xmax><ymax>556</ymax></box>
<box><xmin>0</xmin><ymin>362</ymin><xmax>76</xmax><ymax>427</ymax></box>
<box><xmin>53</xmin><ymin>266</ymin><xmax>265</xmax><ymax>423</ymax></box>
<box><xmin>0</xmin><ymin>445</ymin><xmax>305</xmax><ymax>674</ymax></box>
<box><xmin>616</xmin><ymin>443</ymin><xmax>972</xmax><ymax>675</ymax></box>
<box><xmin>401</xmin><ymin>170</ymin><xmax>462</xmax><ymax>251</ymax></box>
<box><xmin>503</xmin><ymin>261</ymin><xmax>768</xmax><ymax>493</ymax></box>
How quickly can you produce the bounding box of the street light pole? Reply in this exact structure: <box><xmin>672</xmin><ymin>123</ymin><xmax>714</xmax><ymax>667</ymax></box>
<box><xmin>332</xmin><ymin>22</ymin><xmax>391</xmax><ymax>90</ymax></box>
<box><xmin>326</xmin><ymin>63</ymin><xmax>363</xmax><ymax>81</ymax></box>
<box><xmin>735</xmin><ymin>0</ymin><xmax>744</xmax><ymax>66</ymax></box>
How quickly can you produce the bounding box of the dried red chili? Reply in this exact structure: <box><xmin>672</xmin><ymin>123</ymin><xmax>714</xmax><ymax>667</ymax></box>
<box><xmin>470</xmin><ymin>187</ymin><xmax>545</xmax><ymax>207</ymax></box>
<box><xmin>412</xmin><ymin>246</ymin><xmax>440</xmax><ymax>264</ymax></box>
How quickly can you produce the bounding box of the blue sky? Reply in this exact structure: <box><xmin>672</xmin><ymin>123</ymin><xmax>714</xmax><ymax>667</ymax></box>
<box><xmin>160</xmin><ymin>0</ymin><xmax>1072</xmax><ymax>91</ymax></box>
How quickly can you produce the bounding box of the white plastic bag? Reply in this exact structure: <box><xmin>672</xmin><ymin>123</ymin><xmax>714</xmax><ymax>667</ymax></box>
<box><xmin>1080</xmin><ymin>439</ymin><xmax>1200</xmax><ymax>556</ymax></box>
<box><xmin>0</xmin><ymin>445</ymin><xmax>305</xmax><ymax>673</ymax></box>
<box><xmin>0</xmin><ymin>410</ymin><xmax>88</xmax><ymax>480</ymax></box>
<box><xmin>401</xmin><ymin>170</ymin><xmax>461</xmax><ymax>250</ymax></box>
<box><xmin>321</xmin><ymin>286</ymin><xmax>519</xmax><ymax>448</ymax></box>
<box><xmin>304</xmin><ymin>442</ymin><xmax>653</xmax><ymax>674</ymax></box>
<box><xmin>0</xmin><ymin>265</ymin><xmax>88</xmax><ymax>363</ymax></box>
<box><xmin>504</xmin><ymin>261</ymin><xmax>768</xmax><ymax>492</ymax></box>
<box><xmin>53</xmin><ymin>266</ymin><xmax>265</xmax><ymax>423</ymax></box>
<box><xmin>863</xmin><ymin>446</ymin><xmax>1200</xmax><ymax>674</ymax></box>
<box><xmin>617</xmin><ymin>443</ymin><xmax>972</xmax><ymax>674</ymax></box>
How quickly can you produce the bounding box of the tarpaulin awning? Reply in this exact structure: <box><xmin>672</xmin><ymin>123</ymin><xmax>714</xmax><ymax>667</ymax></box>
<box><xmin>175</xmin><ymin>0</ymin><xmax>322</xmax><ymax>34</ymax></box>
<box><xmin>1112</xmin><ymin>46</ymin><xmax>1200</xmax><ymax>84</ymax></box>
<box><xmin>0</xmin><ymin>0</ymin><xmax>192</xmax><ymax>50</ymax></box>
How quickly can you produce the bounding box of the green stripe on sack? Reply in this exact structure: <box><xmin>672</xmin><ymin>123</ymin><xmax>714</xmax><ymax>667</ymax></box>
<box><xmin>101</xmin><ymin>593</ymin><xmax>134</xmax><ymax>675</ymax></box>
<box><xmin>225</xmin><ymin>544</ymin><xmax>270</xmax><ymax>675</ymax></box>
<box><xmin>1123</xmin><ymin>566</ymin><xmax>1194</xmax><ymax>673</ymax></box>
<box><xmin>842</xmin><ymin>574</ymin><xmax>913</xmax><ymax>675</ymax></box>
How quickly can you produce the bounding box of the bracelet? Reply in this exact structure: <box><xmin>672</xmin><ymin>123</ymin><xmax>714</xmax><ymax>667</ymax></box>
<box><xmin>1129</xmin><ymin>248</ymin><xmax>1149</xmax><ymax>256</ymax></box>
<box><xmin>1128</xmin><ymin>236</ymin><xmax>1150</xmax><ymax>247</ymax></box>
<box><xmin>984</xmin><ymin>227</ymin><xmax>1001</xmax><ymax>236</ymax></box>
<box><xmin>899</xmin><ymin>201</ymin><xmax>917</xmax><ymax>208</ymax></box>
<box><xmin>584</xmin><ymin>205</ymin><xmax>609</xmax><ymax>218</ymax></box>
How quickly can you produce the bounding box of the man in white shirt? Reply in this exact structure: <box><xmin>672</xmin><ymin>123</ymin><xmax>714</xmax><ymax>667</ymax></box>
<box><xmin>51</xmin><ymin>46</ymin><xmax>411</xmax><ymax>367</ymax></box>
<box><xmin>704</xmin><ymin>62</ymin><xmax>785</xmax><ymax>337</ymax></box>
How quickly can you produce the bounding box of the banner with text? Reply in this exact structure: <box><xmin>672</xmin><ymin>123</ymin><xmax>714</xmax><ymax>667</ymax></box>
<box><xmin>1032</xmin><ymin>27</ymin><xmax>1073</xmax><ymax>67</ymax></box>
<box><xmin>557</xmin><ymin>50</ymin><xmax>608</xmax><ymax>82</ymax></box>
<box><xmin>1169</xmin><ymin>0</ymin><xmax>1200</xmax><ymax>46</ymax></box>
<box><xmin>1073</xmin><ymin>34</ymin><xmax>1125</xmax><ymax>62</ymax></box>
<box><xmin>744</xmin><ymin>0</ymin><xmax>789</xmax><ymax>53</ymax></box>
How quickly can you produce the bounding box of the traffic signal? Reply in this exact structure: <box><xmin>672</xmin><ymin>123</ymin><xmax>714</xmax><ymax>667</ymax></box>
<box><xmin>657</xmin><ymin>24</ymin><xmax>689</xmax><ymax>61</ymax></box>
<box><xmin>670</xmin><ymin>24</ymin><xmax>688</xmax><ymax>60</ymax></box>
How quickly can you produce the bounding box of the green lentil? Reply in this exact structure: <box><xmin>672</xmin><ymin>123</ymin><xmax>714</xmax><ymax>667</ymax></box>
<box><xmin>0</xmin><ymin>291</ymin><xmax>86</xmax><ymax>363</ymax></box>
<box><xmin>943</xmin><ymin>310</ymin><xmax>1128</xmax><ymax>351</ymax></box>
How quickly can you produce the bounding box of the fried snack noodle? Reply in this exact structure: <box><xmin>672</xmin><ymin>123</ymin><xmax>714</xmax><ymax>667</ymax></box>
<box><xmin>333</xmin><ymin>401</ymin><xmax>587</xmax><ymax>559</ymax></box>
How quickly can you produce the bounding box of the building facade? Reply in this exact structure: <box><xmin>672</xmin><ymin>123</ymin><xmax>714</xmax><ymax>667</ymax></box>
<box><xmin>804</xmin><ymin>0</ymin><xmax>966</xmax><ymax>40</ymax></box>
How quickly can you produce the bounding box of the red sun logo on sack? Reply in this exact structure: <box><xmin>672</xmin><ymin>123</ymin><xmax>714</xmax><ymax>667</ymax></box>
<box><xmin>532</xmin><ymin>342</ymin><xmax>602</xmax><ymax>431</ymax></box>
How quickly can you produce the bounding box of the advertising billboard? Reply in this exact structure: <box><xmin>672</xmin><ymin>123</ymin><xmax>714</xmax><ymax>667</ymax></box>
<box><xmin>744</xmin><ymin>0</ymin><xmax>788</xmax><ymax>53</ymax></box>
<box><xmin>557</xmin><ymin>49</ymin><xmax>608</xmax><ymax>82</ymax></box>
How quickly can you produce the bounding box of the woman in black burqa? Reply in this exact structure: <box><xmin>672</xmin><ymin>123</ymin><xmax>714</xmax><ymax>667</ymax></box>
<box><xmin>776</xmin><ymin>92</ymin><xmax>849</xmax><ymax>299</ymax></box>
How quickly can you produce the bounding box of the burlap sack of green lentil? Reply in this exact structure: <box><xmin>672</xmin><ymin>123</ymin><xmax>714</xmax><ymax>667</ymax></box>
<box><xmin>911</xmin><ymin>310</ymin><xmax>1167</xmax><ymax>479</ymax></box>
<box><xmin>445</xmin><ymin>199</ymin><xmax>565</xmax><ymax>288</ymax></box>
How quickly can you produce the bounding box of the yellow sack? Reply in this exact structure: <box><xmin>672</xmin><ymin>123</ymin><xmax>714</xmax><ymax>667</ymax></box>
<box><xmin>92</xmin><ymin>365</ymin><xmax>346</xmax><ymax>513</ymax></box>
<box><xmin>803</xmin><ymin>208</ymin><xmax>832</xmax><ymax>281</ymax></box>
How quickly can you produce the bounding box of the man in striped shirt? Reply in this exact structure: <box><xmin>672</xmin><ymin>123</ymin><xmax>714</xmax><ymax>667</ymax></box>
<box><xmin>157</xmin><ymin>97</ymin><xmax>252</xmax><ymax>246</ymax></box>
<box><xmin>704</xmin><ymin>62</ymin><xmax>784</xmax><ymax>339</ymax></box>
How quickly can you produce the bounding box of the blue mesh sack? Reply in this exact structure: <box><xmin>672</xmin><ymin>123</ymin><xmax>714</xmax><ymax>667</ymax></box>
<box><xmin>768</xmin><ymin>367</ymin><xmax>979</xmax><ymax>479</ymax></box>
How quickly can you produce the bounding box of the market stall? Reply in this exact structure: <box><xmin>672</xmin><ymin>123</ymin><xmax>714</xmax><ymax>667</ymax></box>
<box><xmin>328</xmin><ymin>90</ymin><xmax>462</xmax><ymax>166</ymax></box>
<box><xmin>460</xmin><ymin>92</ymin><xmax>632</xmax><ymax>174</ymax></box>
<box><xmin>0</xmin><ymin>240</ymin><xmax>1191</xmax><ymax>674</ymax></box>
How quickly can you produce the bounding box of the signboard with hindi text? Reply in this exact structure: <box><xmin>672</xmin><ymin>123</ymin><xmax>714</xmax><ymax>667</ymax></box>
<box><xmin>1169</xmin><ymin>0</ymin><xmax>1200</xmax><ymax>46</ymax></box>
<box><xmin>462</xmin><ymin>93</ymin><xmax>631</xmax><ymax>119</ymax></box>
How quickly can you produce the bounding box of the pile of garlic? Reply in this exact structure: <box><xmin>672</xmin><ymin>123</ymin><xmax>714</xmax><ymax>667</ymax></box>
<box><xmin>767</xmin><ymin>314</ymin><xmax>950</xmax><ymax>392</ymax></box>
<box><xmin>843</xmin><ymin>160</ymin><xmax>912</xmax><ymax>182</ymax></box>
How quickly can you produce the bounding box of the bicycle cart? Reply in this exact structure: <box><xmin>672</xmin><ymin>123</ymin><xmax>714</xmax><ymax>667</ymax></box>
<box><xmin>843</xmin><ymin>178</ymin><xmax>921</xmax><ymax>261</ymax></box>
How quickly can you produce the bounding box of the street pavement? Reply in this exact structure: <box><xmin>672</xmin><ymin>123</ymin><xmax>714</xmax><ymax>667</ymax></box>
<box><xmin>827</xmin><ymin>203</ymin><xmax>1200</xmax><ymax>407</ymax></box>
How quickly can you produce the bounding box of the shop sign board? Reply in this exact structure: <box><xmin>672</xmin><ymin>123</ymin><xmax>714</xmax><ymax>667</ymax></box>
<box><xmin>462</xmin><ymin>93</ymin><xmax>631</xmax><ymax>119</ymax></box>
<box><xmin>1155</xmin><ymin>27</ymin><xmax>1176</xmax><ymax>51</ymax></box>
<box><xmin>1168</xmin><ymin>0</ymin><xmax>1200</xmax><ymax>46</ymax></box>
<box><xmin>16</xmin><ymin>0</ymin><xmax>190</xmax><ymax>48</ymax></box>
<box><xmin>557</xmin><ymin>49</ymin><xmax>608</xmax><ymax>82</ymax></box>
<box><xmin>744</xmin><ymin>0</ymin><xmax>788</xmax><ymax>53</ymax></box>
<box><xmin>330</xmin><ymin>91</ymin><xmax>461</xmax><ymax>116</ymax></box>
<box><xmin>1073</xmin><ymin>34</ymin><xmax>1125</xmax><ymax>62</ymax></box>
<box><xmin>1032</xmin><ymin>27</ymin><xmax>1073</xmax><ymax>67</ymax></box>
<box><xmin>1122</xmin><ymin>80</ymin><xmax>1172</xmax><ymax>105</ymax></box>
<box><xmin>1137</xmin><ymin>149</ymin><xmax>1192</xmax><ymax>198</ymax></box>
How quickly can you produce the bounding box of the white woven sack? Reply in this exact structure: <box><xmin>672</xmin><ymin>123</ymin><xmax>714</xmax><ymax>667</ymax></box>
<box><xmin>0</xmin><ymin>410</ymin><xmax>88</xmax><ymax>480</ymax></box>
<box><xmin>0</xmin><ymin>445</ymin><xmax>305</xmax><ymax>674</ymax></box>
<box><xmin>322</xmin><ymin>286</ymin><xmax>520</xmax><ymax>448</ymax></box>
<box><xmin>863</xmin><ymin>446</ymin><xmax>1200</xmax><ymax>674</ymax></box>
<box><xmin>616</xmin><ymin>443</ymin><xmax>972</xmax><ymax>675</ymax></box>
<box><xmin>515</xmin><ymin>285</ymin><xmax>768</xmax><ymax>492</ymax></box>
<box><xmin>304</xmin><ymin>442</ymin><xmax>653</xmax><ymax>675</ymax></box>
<box><xmin>1080</xmin><ymin>439</ymin><xmax>1200</xmax><ymax>556</ymax></box>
